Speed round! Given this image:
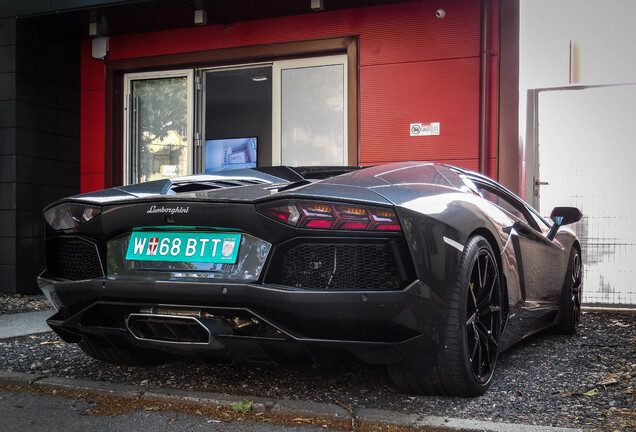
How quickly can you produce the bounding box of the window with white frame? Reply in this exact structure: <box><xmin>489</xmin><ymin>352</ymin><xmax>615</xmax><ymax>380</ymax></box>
<box><xmin>274</xmin><ymin>55</ymin><xmax>348</xmax><ymax>166</ymax></box>
<box><xmin>123</xmin><ymin>55</ymin><xmax>347</xmax><ymax>184</ymax></box>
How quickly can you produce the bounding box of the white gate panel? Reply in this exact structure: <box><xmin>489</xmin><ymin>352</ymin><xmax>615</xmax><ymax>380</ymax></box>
<box><xmin>536</xmin><ymin>84</ymin><xmax>636</xmax><ymax>306</ymax></box>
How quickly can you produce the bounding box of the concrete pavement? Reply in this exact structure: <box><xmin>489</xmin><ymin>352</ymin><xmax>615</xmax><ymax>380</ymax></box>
<box><xmin>0</xmin><ymin>311</ymin><xmax>53</xmax><ymax>339</ymax></box>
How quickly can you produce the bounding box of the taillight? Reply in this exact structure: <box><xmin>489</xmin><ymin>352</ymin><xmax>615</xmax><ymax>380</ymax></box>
<box><xmin>44</xmin><ymin>202</ymin><xmax>101</xmax><ymax>230</ymax></box>
<box><xmin>258</xmin><ymin>200</ymin><xmax>401</xmax><ymax>231</ymax></box>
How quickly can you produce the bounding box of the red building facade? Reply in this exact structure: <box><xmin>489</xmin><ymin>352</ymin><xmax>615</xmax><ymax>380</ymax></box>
<box><xmin>81</xmin><ymin>0</ymin><xmax>513</xmax><ymax>192</ymax></box>
<box><xmin>0</xmin><ymin>0</ymin><xmax>518</xmax><ymax>293</ymax></box>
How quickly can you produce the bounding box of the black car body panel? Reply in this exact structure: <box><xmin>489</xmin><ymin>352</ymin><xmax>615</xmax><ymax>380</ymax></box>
<box><xmin>38</xmin><ymin>162</ymin><xmax>581</xmax><ymax>394</ymax></box>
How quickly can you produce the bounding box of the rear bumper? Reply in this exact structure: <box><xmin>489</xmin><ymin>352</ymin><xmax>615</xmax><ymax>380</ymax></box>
<box><xmin>38</xmin><ymin>275</ymin><xmax>449</xmax><ymax>366</ymax></box>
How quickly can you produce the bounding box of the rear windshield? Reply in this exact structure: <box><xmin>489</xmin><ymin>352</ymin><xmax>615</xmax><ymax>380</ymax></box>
<box><xmin>375</xmin><ymin>164</ymin><xmax>463</xmax><ymax>189</ymax></box>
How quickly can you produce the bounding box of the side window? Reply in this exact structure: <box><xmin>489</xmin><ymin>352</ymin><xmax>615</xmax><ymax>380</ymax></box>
<box><xmin>528</xmin><ymin>209</ymin><xmax>551</xmax><ymax>235</ymax></box>
<box><xmin>477</xmin><ymin>184</ymin><xmax>531</xmax><ymax>225</ymax></box>
<box><xmin>460</xmin><ymin>176</ymin><xmax>481</xmax><ymax>195</ymax></box>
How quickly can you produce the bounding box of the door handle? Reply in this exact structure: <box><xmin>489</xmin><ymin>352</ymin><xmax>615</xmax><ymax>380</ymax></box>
<box><xmin>534</xmin><ymin>180</ymin><xmax>549</xmax><ymax>196</ymax></box>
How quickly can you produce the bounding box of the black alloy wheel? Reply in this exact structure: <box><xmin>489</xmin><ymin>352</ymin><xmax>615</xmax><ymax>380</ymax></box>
<box><xmin>553</xmin><ymin>248</ymin><xmax>583</xmax><ymax>334</ymax></box>
<box><xmin>570</xmin><ymin>251</ymin><xmax>582</xmax><ymax>324</ymax></box>
<box><xmin>386</xmin><ymin>235</ymin><xmax>503</xmax><ymax>396</ymax></box>
<box><xmin>436</xmin><ymin>235</ymin><xmax>503</xmax><ymax>396</ymax></box>
<box><xmin>465</xmin><ymin>246</ymin><xmax>502</xmax><ymax>385</ymax></box>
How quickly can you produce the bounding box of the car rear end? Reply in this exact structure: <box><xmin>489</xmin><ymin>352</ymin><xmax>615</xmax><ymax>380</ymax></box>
<box><xmin>38</xmin><ymin>184</ymin><xmax>446</xmax><ymax>367</ymax></box>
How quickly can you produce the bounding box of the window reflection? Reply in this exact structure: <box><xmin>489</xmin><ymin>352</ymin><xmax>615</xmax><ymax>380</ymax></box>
<box><xmin>281</xmin><ymin>64</ymin><xmax>344</xmax><ymax>165</ymax></box>
<box><xmin>132</xmin><ymin>77</ymin><xmax>189</xmax><ymax>183</ymax></box>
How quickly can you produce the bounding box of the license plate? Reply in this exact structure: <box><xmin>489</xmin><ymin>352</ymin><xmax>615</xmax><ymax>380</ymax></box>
<box><xmin>126</xmin><ymin>231</ymin><xmax>241</xmax><ymax>264</ymax></box>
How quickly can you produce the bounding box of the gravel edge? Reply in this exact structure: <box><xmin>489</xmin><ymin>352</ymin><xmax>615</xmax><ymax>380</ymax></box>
<box><xmin>0</xmin><ymin>371</ymin><xmax>585</xmax><ymax>432</ymax></box>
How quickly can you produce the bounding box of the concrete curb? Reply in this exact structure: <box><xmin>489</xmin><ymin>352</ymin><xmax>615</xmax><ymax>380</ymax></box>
<box><xmin>354</xmin><ymin>407</ymin><xmax>585</xmax><ymax>432</ymax></box>
<box><xmin>142</xmin><ymin>387</ymin><xmax>350</xmax><ymax>420</ymax></box>
<box><xmin>0</xmin><ymin>370</ymin><xmax>46</xmax><ymax>386</ymax></box>
<box><xmin>142</xmin><ymin>387</ymin><xmax>270</xmax><ymax>414</ymax></box>
<box><xmin>0</xmin><ymin>371</ymin><xmax>584</xmax><ymax>432</ymax></box>
<box><xmin>271</xmin><ymin>398</ymin><xmax>351</xmax><ymax>421</ymax></box>
<box><xmin>32</xmin><ymin>376</ymin><xmax>143</xmax><ymax>399</ymax></box>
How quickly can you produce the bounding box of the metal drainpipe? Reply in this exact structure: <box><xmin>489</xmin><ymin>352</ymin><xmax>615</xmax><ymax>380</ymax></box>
<box><xmin>479</xmin><ymin>0</ymin><xmax>491</xmax><ymax>175</ymax></box>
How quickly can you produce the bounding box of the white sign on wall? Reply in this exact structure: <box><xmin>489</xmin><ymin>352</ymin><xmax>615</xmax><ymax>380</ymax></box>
<box><xmin>410</xmin><ymin>122</ymin><xmax>440</xmax><ymax>136</ymax></box>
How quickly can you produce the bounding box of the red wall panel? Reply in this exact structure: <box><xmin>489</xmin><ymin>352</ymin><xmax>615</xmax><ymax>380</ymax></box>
<box><xmin>81</xmin><ymin>90</ymin><xmax>105</xmax><ymax>173</ymax></box>
<box><xmin>81</xmin><ymin>39</ymin><xmax>105</xmax><ymax>92</ymax></box>
<box><xmin>360</xmin><ymin>58</ymin><xmax>480</xmax><ymax>166</ymax></box>
<box><xmin>80</xmin><ymin>89</ymin><xmax>105</xmax><ymax>193</ymax></box>
<box><xmin>107</xmin><ymin>0</ymin><xmax>481</xmax><ymax>66</ymax></box>
<box><xmin>81</xmin><ymin>0</ymin><xmax>499</xmax><ymax>191</ymax></box>
<box><xmin>81</xmin><ymin>173</ymin><xmax>105</xmax><ymax>193</ymax></box>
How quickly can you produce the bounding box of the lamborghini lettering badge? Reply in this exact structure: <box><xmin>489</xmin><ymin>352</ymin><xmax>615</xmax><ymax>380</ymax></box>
<box><xmin>146</xmin><ymin>205</ymin><xmax>190</xmax><ymax>215</ymax></box>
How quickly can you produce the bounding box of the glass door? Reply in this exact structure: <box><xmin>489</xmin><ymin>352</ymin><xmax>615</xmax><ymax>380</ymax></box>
<box><xmin>203</xmin><ymin>65</ymin><xmax>272</xmax><ymax>171</ymax></box>
<box><xmin>124</xmin><ymin>71</ymin><xmax>193</xmax><ymax>184</ymax></box>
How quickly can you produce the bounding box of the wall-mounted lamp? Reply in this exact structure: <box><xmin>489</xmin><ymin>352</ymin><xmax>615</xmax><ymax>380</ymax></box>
<box><xmin>311</xmin><ymin>0</ymin><xmax>323</xmax><ymax>12</ymax></box>
<box><xmin>92</xmin><ymin>36</ymin><xmax>109</xmax><ymax>60</ymax></box>
<box><xmin>89</xmin><ymin>11</ymin><xmax>109</xmax><ymax>60</ymax></box>
<box><xmin>436</xmin><ymin>8</ymin><xmax>446</xmax><ymax>19</ymax></box>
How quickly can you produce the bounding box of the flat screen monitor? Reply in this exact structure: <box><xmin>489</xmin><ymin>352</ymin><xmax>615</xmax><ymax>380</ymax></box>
<box><xmin>205</xmin><ymin>137</ymin><xmax>257</xmax><ymax>172</ymax></box>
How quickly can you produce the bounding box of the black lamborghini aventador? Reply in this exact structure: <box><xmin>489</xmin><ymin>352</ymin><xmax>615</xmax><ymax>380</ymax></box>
<box><xmin>38</xmin><ymin>162</ymin><xmax>583</xmax><ymax>396</ymax></box>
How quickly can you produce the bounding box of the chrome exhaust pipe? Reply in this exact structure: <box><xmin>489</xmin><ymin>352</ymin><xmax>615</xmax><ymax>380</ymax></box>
<box><xmin>126</xmin><ymin>313</ymin><xmax>232</xmax><ymax>349</ymax></box>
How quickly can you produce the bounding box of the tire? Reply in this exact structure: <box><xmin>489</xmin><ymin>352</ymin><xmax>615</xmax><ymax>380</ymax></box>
<box><xmin>387</xmin><ymin>361</ymin><xmax>440</xmax><ymax>395</ymax></box>
<box><xmin>388</xmin><ymin>235</ymin><xmax>503</xmax><ymax>396</ymax></box>
<box><xmin>78</xmin><ymin>336</ymin><xmax>170</xmax><ymax>366</ymax></box>
<box><xmin>552</xmin><ymin>247</ymin><xmax>582</xmax><ymax>335</ymax></box>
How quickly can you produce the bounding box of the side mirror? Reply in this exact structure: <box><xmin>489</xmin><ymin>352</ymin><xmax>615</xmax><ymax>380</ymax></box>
<box><xmin>547</xmin><ymin>207</ymin><xmax>582</xmax><ymax>240</ymax></box>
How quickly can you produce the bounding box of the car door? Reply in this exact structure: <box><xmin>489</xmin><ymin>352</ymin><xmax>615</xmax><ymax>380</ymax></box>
<box><xmin>473</xmin><ymin>180</ymin><xmax>564</xmax><ymax>330</ymax></box>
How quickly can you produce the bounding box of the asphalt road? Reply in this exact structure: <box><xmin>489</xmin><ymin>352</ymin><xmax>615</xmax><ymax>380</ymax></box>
<box><xmin>0</xmin><ymin>390</ymin><xmax>332</xmax><ymax>432</ymax></box>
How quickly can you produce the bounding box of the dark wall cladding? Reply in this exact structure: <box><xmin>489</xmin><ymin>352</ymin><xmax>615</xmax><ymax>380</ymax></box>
<box><xmin>0</xmin><ymin>73</ymin><xmax>15</xmax><ymax>100</ymax></box>
<box><xmin>0</xmin><ymin>13</ymin><xmax>80</xmax><ymax>293</ymax></box>
<box><xmin>0</xmin><ymin>18</ymin><xmax>16</xmax><ymax>45</ymax></box>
